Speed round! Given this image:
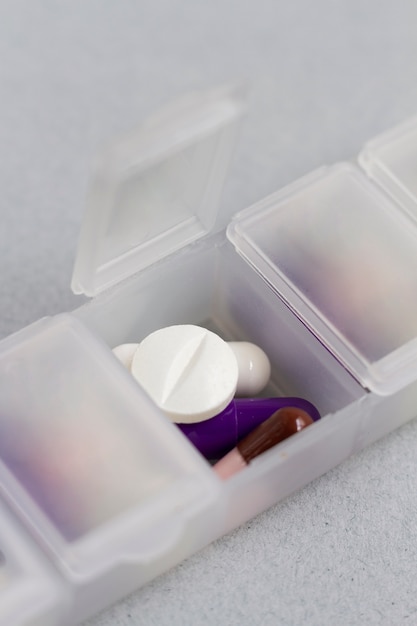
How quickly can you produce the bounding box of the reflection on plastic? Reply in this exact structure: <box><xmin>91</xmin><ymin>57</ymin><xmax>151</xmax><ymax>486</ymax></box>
<box><xmin>0</xmin><ymin>550</ymin><xmax>10</xmax><ymax>588</ymax></box>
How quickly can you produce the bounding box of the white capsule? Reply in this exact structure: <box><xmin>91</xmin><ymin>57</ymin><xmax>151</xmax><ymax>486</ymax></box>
<box><xmin>131</xmin><ymin>325</ymin><xmax>239</xmax><ymax>424</ymax></box>
<box><xmin>112</xmin><ymin>343</ymin><xmax>139</xmax><ymax>370</ymax></box>
<box><xmin>227</xmin><ymin>341</ymin><xmax>271</xmax><ymax>396</ymax></box>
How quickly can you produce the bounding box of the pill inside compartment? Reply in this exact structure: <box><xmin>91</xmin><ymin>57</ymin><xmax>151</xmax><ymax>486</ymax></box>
<box><xmin>74</xmin><ymin>227</ymin><xmax>366</xmax><ymax>444</ymax></box>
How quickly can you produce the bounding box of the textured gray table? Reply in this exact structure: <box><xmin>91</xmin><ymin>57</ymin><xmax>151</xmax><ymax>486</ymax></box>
<box><xmin>1</xmin><ymin>2</ymin><xmax>417</xmax><ymax>625</ymax></box>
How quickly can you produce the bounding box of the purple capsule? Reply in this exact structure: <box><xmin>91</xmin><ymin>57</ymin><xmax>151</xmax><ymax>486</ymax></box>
<box><xmin>177</xmin><ymin>397</ymin><xmax>320</xmax><ymax>459</ymax></box>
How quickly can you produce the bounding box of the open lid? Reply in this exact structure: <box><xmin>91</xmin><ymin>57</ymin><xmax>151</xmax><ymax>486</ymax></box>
<box><xmin>72</xmin><ymin>85</ymin><xmax>245</xmax><ymax>297</ymax></box>
<box><xmin>228</xmin><ymin>162</ymin><xmax>417</xmax><ymax>395</ymax></box>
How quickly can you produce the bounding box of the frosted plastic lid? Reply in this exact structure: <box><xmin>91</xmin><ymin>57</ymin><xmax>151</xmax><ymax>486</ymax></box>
<box><xmin>0</xmin><ymin>315</ymin><xmax>220</xmax><ymax>578</ymax></box>
<box><xmin>72</xmin><ymin>85</ymin><xmax>244</xmax><ymax>297</ymax></box>
<box><xmin>359</xmin><ymin>114</ymin><xmax>417</xmax><ymax>222</ymax></box>
<box><xmin>228</xmin><ymin>163</ymin><xmax>417</xmax><ymax>395</ymax></box>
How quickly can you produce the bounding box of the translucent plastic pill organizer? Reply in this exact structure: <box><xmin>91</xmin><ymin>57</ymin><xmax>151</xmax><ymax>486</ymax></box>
<box><xmin>2</xmin><ymin>85</ymin><xmax>417</xmax><ymax>625</ymax></box>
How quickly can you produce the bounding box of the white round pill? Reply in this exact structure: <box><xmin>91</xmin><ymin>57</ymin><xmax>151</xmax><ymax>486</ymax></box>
<box><xmin>112</xmin><ymin>343</ymin><xmax>139</xmax><ymax>369</ymax></box>
<box><xmin>227</xmin><ymin>341</ymin><xmax>271</xmax><ymax>396</ymax></box>
<box><xmin>131</xmin><ymin>325</ymin><xmax>239</xmax><ymax>424</ymax></box>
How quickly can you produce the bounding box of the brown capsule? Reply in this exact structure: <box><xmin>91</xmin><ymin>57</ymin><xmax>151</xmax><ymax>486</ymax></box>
<box><xmin>237</xmin><ymin>406</ymin><xmax>314</xmax><ymax>464</ymax></box>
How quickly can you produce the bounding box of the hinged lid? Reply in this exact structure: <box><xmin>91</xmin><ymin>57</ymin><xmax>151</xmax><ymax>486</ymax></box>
<box><xmin>72</xmin><ymin>85</ymin><xmax>245</xmax><ymax>297</ymax></box>
<box><xmin>228</xmin><ymin>162</ymin><xmax>417</xmax><ymax>395</ymax></box>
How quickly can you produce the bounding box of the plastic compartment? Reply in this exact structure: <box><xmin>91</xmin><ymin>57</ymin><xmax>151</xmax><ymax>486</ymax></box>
<box><xmin>359</xmin><ymin>115</ymin><xmax>417</xmax><ymax>222</ymax></box>
<box><xmin>0</xmin><ymin>314</ymin><xmax>221</xmax><ymax>620</ymax></box>
<box><xmin>74</xmin><ymin>232</ymin><xmax>365</xmax><ymax>421</ymax></box>
<box><xmin>0</xmin><ymin>499</ymin><xmax>65</xmax><ymax>626</ymax></box>
<box><xmin>73</xmin><ymin>209</ymin><xmax>370</xmax><ymax>560</ymax></box>
<box><xmin>228</xmin><ymin>163</ymin><xmax>417</xmax><ymax>395</ymax></box>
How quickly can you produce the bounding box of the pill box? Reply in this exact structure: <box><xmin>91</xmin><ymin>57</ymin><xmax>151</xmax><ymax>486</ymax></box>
<box><xmin>1</xmin><ymin>86</ymin><xmax>417</xmax><ymax>625</ymax></box>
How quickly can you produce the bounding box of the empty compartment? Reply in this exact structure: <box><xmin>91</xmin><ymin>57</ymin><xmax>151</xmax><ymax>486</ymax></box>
<box><xmin>228</xmin><ymin>163</ymin><xmax>417</xmax><ymax>395</ymax></box>
<box><xmin>359</xmin><ymin>115</ymin><xmax>417</xmax><ymax>221</ymax></box>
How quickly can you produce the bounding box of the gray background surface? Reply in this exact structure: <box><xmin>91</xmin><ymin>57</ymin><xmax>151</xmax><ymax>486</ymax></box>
<box><xmin>1</xmin><ymin>1</ymin><xmax>417</xmax><ymax>624</ymax></box>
